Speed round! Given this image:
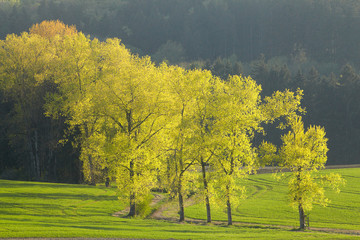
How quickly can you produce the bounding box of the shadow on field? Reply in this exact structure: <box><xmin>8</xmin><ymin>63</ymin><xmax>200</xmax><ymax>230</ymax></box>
<box><xmin>0</xmin><ymin>192</ymin><xmax>116</xmax><ymax>201</ymax></box>
<box><xmin>0</xmin><ymin>180</ymin><xmax>111</xmax><ymax>189</ymax></box>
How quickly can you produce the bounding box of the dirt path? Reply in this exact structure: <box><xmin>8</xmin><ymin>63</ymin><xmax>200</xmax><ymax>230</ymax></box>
<box><xmin>112</xmin><ymin>207</ymin><xmax>129</xmax><ymax>217</ymax></box>
<box><xmin>112</xmin><ymin>194</ymin><xmax>166</xmax><ymax>218</ymax></box>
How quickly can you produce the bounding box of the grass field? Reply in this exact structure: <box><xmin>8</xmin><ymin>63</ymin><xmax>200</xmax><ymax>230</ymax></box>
<box><xmin>0</xmin><ymin>168</ymin><xmax>359</xmax><ymax>239</ymax></box>
<box><xmin>186</xmin><ymin>168</ymin><xmax>360</xmax><ymax>230</ymax></box>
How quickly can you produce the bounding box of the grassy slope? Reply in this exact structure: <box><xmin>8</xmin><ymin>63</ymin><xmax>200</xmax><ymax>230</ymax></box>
<box><xmin>0</xmin><ymin>169</ymin><xmax>358</xmax><ymax>239</ymax></box>
<box><xmin>186</xmin><ymin>168</ymin><xmax>360</xmax><ymax>230</ymax></box>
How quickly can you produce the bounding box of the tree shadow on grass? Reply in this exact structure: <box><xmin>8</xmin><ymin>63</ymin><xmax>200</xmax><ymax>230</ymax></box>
<box><xmin>0</xmin><ymin>192</ymin><xmax>117</xmax><ymax>201</ymax></box>
<box><xmin>0</xmin><ymin>180</ymin><xmax>110</xmax><ymax>189</ymax></box>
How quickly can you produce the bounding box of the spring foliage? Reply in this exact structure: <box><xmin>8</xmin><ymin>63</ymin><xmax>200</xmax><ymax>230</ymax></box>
<box><xmin>259</xmin><ymin>115</ymin><xmax>345</xmax><ymax>228</ymax></box>
<box><xmin>278</xmin><ymin>116</ymin><xmax>344</xmax><ymax>211</ymax></box>
<box><xmin>0</xmin><ymin>21</ymin><xmax>342</xmax><ymax>221</ymax></box>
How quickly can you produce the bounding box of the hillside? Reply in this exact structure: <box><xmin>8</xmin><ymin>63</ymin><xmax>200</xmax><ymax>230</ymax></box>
<box><xmin>0</xmin><ymin>168</ymin><xmax>359</xmax><ymax>239</ymax></box>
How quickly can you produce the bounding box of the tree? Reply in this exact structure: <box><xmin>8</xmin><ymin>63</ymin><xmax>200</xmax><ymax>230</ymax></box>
<box><xmin>29</xmin><ymin>20</ymin><xmax>77</xmax><ymax>39</ymax></box>
<box><xmin>209</xmin><ymin>75</ymin><xmax>263</xmax><ymax>225</ymax></box>
<box><xmin>209</xmin><ymin>76</ymin><xmax>304</xmax><ymax>225</ymax></box>
<box><xmin>182</xmin><ymin>69</ymin><xmax>221</xmax><ymax>223</ymax></box>
<box><xmin>162</xmin><ymin>66</ymin><xmax>204</xmax><ymax>222</ymax></box>
<box><xmin>90</xmin><ymin>39</ymin><xmax>169</xmax><ymax>217</ymax></box>
<box><xmin>276</xmin><ymin>115</ymin><xmax>344</xmax><ymax>229</ymax></box>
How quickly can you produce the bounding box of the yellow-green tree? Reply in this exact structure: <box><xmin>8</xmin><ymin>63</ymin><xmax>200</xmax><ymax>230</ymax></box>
<box><xmin>208</xmin><ymin>76</ymin><xmax>304</xmax><ymax>225</ymax></box>
<box><xmin>91</xmin><ymin>39</ymin><xmax>169</xmax><ymax>217</ymax></box>
<box><xmin>189</xmin><ymin>70</ymin><xmax>222</xmax><ymax>223</ymax></box>
<box><xmin>210</xmin><ymin>75</ymin><xmax>262</xmax><ymax>225</ymax></box>
<box><xmin>161</xmin><ymin>65</ymin><xmax>203</xmax><ymax>222</ymax></box>
<box><xmin>277</xmin><ymin>115</ymin><xmax>344</xmax><ymax>229</ymax></box>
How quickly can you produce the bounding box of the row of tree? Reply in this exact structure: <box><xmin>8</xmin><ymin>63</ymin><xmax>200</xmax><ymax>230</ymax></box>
<box><xmin>2</xmin><ymin>1</ymin><xmax>360</xmax><ymax>166</ymax></box>
<box><xmin>0</xmin><ymin>21</ymin><xmax>344</xmax><ymax>229</ymax></box>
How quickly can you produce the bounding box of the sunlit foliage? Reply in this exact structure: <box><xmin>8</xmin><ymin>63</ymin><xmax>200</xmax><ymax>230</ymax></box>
<box><xmin>29</xmin><ymin>20</ymin><xmax>77</xmax><ymax>38</ymax></box>
<box><xmin>276</xmin><ymin>116</ymin><xmax>344</xmax><ymax>229</ymax></box>
<box><xmin>0</xmin><ymin>21</ymin><xmax>341</xmax><ymax>224</ymax></box>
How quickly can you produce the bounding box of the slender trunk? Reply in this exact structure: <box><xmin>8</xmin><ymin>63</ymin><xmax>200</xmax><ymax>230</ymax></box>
<box><xmin>178</xmin><ymin>176</ymin><xmax>185</xmax><ymax>222</ymax></box>
<box><xmin>297</xmin><ymin>167</ymin><xmax>305</xmax><ymax>229</ymax></box>
<box><xmin>201</xmin><ymin>158</ymin><xmax>211</xmax><ymax>223</ymax></box>
<box><xmin>126</xmin><ymin>110</ymin><xmax>136</xmax><ymax>217</ymax></box>
<box><xmin>78</xmin><ymin>157</ymin><xmax>84</xmax><ymax>184</ymax></box>
<box><xmin>167</xmin><ymin>157</ymin><xmax>171</xmax><ymax>187</ymax></box>
<box><xmin>104</xmin><ymin>167</ymin><xmax>111</xmax><ymax>187</ymax></box>
<box><xmin>226</xmin><ymin>185</ymin><xmax>232</xmax><ymax>225</ymax></box>
<box><xmin>34</xmin><ymin>130</ymin><xmax>40</xmax><ymax>180</ymax></box>
<box><xmin>54</xmin><ymin>155</ymin><xmax>57</xmax><ymax>182</ymax></box>
<box><xmin>128</xmin><ymin>160</ymin><xmax>136</xmax><ymax>217</ymax></box>
<box><xmin>47</xmin><ymin>147</ymin><xmax>52</xmax><ymax>181</ymax></box>
<box><xmin>84</xmin><ymin>124</ymin><xmax>96</xmax><ymax>185</ymax></box>
<box><xmin>105</xmin><ymin>177</ymin><xmax>111</xmax><ymax>188</ymax></box>
<box><xmin>177</xmin><ymin>105</ymin><xmax>186</xmax><ymax>222</ymax></box>
<box><xmin>88</xmin><ymin>155</ymin><xmax>96</xmax><ymax>185</ymax></box>
<box><xmin>28</xmin><ymin>135</ymin><xmax>35</xmax><ymax>180</ymax></box>
<box><xmin>299</xmin><ymin>204</ymin><xmax>305</xmax><ymax>230</ymax></box>
<box><xmin>28</xmin><ymin>130</ymin><xmax>40</xmax><ymax>180</ymax></box>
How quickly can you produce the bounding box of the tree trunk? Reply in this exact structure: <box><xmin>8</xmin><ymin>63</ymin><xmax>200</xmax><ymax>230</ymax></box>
<box><xmin>78</xmin><ymin>157</ymin><xmax>84</xmax><ymax>184</ymax></box>
<box><xmin>54</xmin><ymin>155</ymin><xmax>57</xmax><ymax>182</ymax></box>
<box><xmin>128</xmin><ymin>160</ymin><xmax>136</xmax><ymax>217</ymax></box>
<box><xmin>47</xmin><ymin>147</ymin><xmax>52</xmax><ymax>181</ymax></box>
<box><xmin>178</xmin><ymin>140</ymin><xmax>185</xmax><ymax>222</ymax></box>
<box><xmin>105</xmin><ymin>177</ymin><xmax>111</xmax><ymax>187</ymax></box>
<box><xmin>84</xmin><ymin>124</ymin><xmax>96</xmax><ymax>185</ymax></box>
<box><xmin>88</xmin><ymin>155</ymin><xmax>96</xmax><ymax>185</ymax></box>
<box><xmin>28</xmin><ymin>136</ymin><xmax>35</xmax><ymax>180</ymax></box>
<box><xmin>34</xmin><ymin>130</ymin><xmax>41</xmax><ymax>180</ymax></box>
<box><xmin>299</xmin><ymin>204</ymin><xmax>305</xmax><ymax>230</ymax></box>
<box><xmin>201</xmin><ymin>158</ymin><xmax>211</xmax><ymax>223</ymax></box>
<box><xmin>178</xmin><ymin>177</ymin><xmax>185</xmax><ymax>222</ymax></box>
<box><xmin>128</xmin><ymin>192</ymin><xmax>136</xmax><ymax>217</ymax></box>
<box><xmin>226</xmin><ymin>186</ymin><xmax>232</xmax><ymax>225</ymax></box>
<box><xmin>104</xmin><ymin>167</ymin><xmax>111</xmax><ymax>187</ymax></box>
<box><xmin>28</xmin><ymin>131</ymin><xmax>40</xmax><ymax>181</ymax></box>
<box><xmin>297</xmin><ymin>167</ymin><xmax>305</xmax><ymax>230</ymax></box>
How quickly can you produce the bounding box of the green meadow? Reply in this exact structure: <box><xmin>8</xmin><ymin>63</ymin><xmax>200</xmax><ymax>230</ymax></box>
<box><xmin>187</xmin><ymin>168</ymin><xmax>360</xmax><ymax>230</ymax></box>
<box><xmin>0</xmin><ymin>168</ymin><xmax>359</xmax><ymax>239</ymax></box>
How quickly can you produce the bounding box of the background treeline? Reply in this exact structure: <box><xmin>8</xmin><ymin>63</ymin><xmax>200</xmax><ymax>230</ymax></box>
<box><xmin>0</xmin><ymin>0</ymin><xmax>360</xmax><ymax>183</ymax></box>
<box><xmin>1</xmin><ymin>0</ymin><xmax>360</xmax><ymax>64</ymax></box>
